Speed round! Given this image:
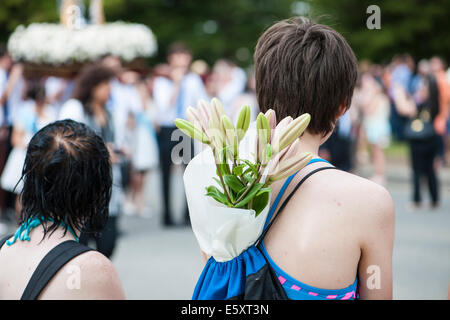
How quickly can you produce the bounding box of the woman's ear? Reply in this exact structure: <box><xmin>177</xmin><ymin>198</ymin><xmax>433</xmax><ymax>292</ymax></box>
<box><xmin>321</xmin><ymin>102</ymin><xmax>349</xmax><ymax>144</ymax></box>
<box><xmin>337</xmin><ymin>102</ymin><xmax>347</xmax><ymax>118</ymax></box>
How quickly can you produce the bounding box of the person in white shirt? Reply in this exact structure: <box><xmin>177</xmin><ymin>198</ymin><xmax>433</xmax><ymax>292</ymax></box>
<box><xmin>45</xmin><ymin>76</ymin><xmax>74</xmax><ymax>115</ymax></box>
<box><xmin>0</xmin><ymin>47</ymin><xmax>13</xmax><ymax>234</ymax></box>
<box><xmin>153</xmin><ymin>43</ymin><xmax>208</xmax><ymax>227</ymax></box>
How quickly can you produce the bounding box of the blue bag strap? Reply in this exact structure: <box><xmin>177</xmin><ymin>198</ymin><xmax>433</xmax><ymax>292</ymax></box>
<box><xmin>261</xmin><ymin>158</ymin><xmax>331</xmax><ymax>232</ymax></box>
<box><xmin>257</xmin><ymin>164</ymin><xmax>337</xmax><ymax>245</ymax></box>
<box><xmin>262</xmin><ymin>173</ymin><xmax>296</xmax><ymax>231</ymax></box>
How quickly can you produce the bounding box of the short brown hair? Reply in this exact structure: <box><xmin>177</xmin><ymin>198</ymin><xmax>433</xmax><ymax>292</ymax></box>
<box><xmin>254</xmin><ymin>17</ymin><xmax>358</xmax><ymax>135</ymax></box>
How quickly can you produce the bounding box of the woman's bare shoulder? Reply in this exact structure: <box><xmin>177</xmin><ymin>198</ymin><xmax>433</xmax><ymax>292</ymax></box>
<box><xmin>42</xmin><ymin>250</ymin><xmax>126</xmax><ymax>300</ymax></box>
<box><xmin>328</xmin><ymin>170</ymin><xmax>394</xmax><ymax>221</ymax></box>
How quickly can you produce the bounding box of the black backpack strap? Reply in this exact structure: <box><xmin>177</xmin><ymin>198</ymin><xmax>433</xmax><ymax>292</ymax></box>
<box><xmin>257</xmin><ymin>166</ymin><xmax>338</xmax><ymax>244</ymax></box>
<box><xmin>0</xmin><ymin>234</ymin><xmax>13</xmax><ymax>249</ymax></box>
<box><xmin>21</xmin><ymin>240</ymin><xmax>93</xmax><ymax>300</ymax></box>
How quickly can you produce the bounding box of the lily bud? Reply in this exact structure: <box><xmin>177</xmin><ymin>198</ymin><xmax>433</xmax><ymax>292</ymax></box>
<box><xmin>268</xmin><ymin>152</ymin><xmax>312</xmax><ymax>183</ymax></box>
<box><xmin>236</xmin><ymin>105</ymin><xmax>251</xmax><ymax>141</ymax></box>
<box><xmin>271</xmin><ymin>116</ymin><xmax>293</xmax><ymax>151</ymax></box>
<box><xmin>211</xmin><ymin>97</ymin><xmax>226</xmax><ymax>115</ymax></box>
<box><xmin>265</xmin><ymin>137</ymin><xmax>300</xmax><ymax>176</ymax></box>
<box><xmin>186</xmin><ymin>106</ymin><xmax>205</xmax><ymax>131</ymax></box>
<box><xmin>174</xmin><ymin>118</ymin><xmax>210</xmax><ymax>144</ymax></box>
<box><xmin>256</xmin><ymin>113</ymin><xmax>271</xmax><ymax>144</ymax></box>
<box><xmin>264</xmin><ymin>109</ymin><xmax>277</xmax><ymax>132</ymax></box>
<box><xmin>281</xmin><ymin>138</ymin><xmax>301</xmax><ymax>162</ymax></box>
<box><xmin>221</xmin><ymin>115</ymin><xmax>238</xmax><ymax>157</ymax></box>
<box><xmin>272</xmin><ymin>113</ymin><xmax>310</xmax><ymax>154</ymax></box>
<box><xmin>210</xmin><ymin>98</ymin><xmax>226</xmax><ymax>129</ymax></box>
<box><xmin>196</xmin><ymin>100</ymin><xmax>211</xmax><ymax>130</ymax></box>
<box><xmin>256</xmin><ymin>113</ymin><xmax>271</xmax><ymax>164</ymax></box>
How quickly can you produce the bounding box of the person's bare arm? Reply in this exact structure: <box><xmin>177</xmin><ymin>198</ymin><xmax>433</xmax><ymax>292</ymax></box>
<box><xmin>358</xmin><ymin>185</ymin><xmax>395</xmax><ymax>299</ymax></box>
<box><xmin>200</xmin><ymin>249</ymin><xmax>210</xmax><ymax>267</ymax></box>
<box><xmin>392</xmin><ymin>84</ymin><xmax>417</xmax><ymax>117</ymax></box>
<box><xmin>0</xmin><ymin>63</ymin><xmax>23</xmax><ymax>106</ymax></box>
<box><xmin>11</xmin><ymin>125</ymin><xmax>26</xmax><ymax>148</ymax></box>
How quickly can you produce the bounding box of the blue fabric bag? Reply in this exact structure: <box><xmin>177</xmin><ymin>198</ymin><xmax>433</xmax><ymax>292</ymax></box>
<box><xmin>192</xmin><ymin>164</ymin><xmax>337</xmax><ymax>300</ymax></box>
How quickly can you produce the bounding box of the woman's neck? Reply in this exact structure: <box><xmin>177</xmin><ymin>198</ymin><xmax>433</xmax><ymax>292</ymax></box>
<box><xmin>296</xmin><ymin>131</ymin><xmax>323</xmax><ymax>159</ymax></box>
<box><xmin>36</xmin><ymin>220</ymin><xmax>81</xmax><ymax>242</ymax></box>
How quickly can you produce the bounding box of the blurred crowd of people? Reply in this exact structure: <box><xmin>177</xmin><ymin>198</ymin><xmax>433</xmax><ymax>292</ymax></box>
<box><xmin>0</xmin><ymin>40</ymin><xmax>449</xmax><ymax>256</ymax></box>
<box><xmin>0</xmin><ymin>42</ymin><xmax>258</xmax><ymax>256</ymax></box>
<box><xmin>320</xmin><ymin>54</ymin><xmax>450</xmax><ymax>209</ymax></box>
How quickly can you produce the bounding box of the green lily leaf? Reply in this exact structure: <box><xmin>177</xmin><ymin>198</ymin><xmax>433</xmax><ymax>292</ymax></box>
<box><xmin>205</xmin><ymin>185</ymin><xmax>231</xmax><ymax>206</ymax></box>
<box><xmin>238</xmin><ymin>158</ymin><xmax>260</xmax><ymax>176</ymax></box>
<box><xmin>252</xmin><ymin>189</ymin><xmax>270</xmax><ymax>217</ymax></box>
<box><xmin>223</xmin><ymin>174</ymin><xmax>245</xmax><ymax>193</ymax></box>
<box><xmin>220</xmin><ymin>163</ymin><xmax>231</xmax><ymax>176</ymax></box>
<box><xmin>234</xmin><ymin>183</ymin><xmax>264</xmax><ymax>208</ymax></box>
<box><xmin>232</xmin><ymin>164</ymin><xmax>245</xmax><ymax>176</ymax></box>
<box><xmin>256</xmin><ymin>187</ymin><xmax>272</xmax><ymax>197</ymax></box>
<box><xmin>243</xmin><ymin>172</ymin><xmax>254</xmax><ymax>184</ymax></box>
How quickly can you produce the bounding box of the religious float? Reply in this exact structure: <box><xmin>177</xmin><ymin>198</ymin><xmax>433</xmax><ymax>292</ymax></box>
<box><xmin>7</xmin><ymin>0</ymin><xmax>157</xmax><ymax>78</ymax></box>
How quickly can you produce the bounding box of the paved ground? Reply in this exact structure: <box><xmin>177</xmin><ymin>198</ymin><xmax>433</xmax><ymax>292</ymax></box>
<box><xmin>1</xmin><ymin>161</ymin><xmax>449</xmax><ymax>299</ymax></box>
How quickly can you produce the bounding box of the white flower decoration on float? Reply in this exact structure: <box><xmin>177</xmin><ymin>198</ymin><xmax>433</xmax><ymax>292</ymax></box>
<box><xmin>7</xmin><ymin>21</ymin><xmax>157</xmax><ymax>65</ymax></box>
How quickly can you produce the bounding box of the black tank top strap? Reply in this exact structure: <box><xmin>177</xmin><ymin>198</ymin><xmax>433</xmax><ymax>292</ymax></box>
<box><xmin>257</xmin><ymin>166</ymin><xmax>338</xmax><ymax>244</ymax></box>
<box><xmin>21</xmin><ymin>240</ymin><xmax>93</xmax><ymax>300</ymax></box>
<box><xmin>0</xmin><ymin>234</ymin><xmax>13</xmax><ymax>249</ymax></box>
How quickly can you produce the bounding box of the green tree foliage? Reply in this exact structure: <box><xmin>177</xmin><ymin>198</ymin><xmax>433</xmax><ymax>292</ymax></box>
<box><xmin>102</xmin><ymin>0</ymin><xmax>297</xmax><ymax>66</ymax></box>
<box><xmin>0</xmin><ymin>0</ymin><xmax>298</xmax><ymax>67</ymax></box>
<box><xmin>0</xmin><ymin>0</ymin><xmax>448</xmax><ymax>66</ymax></box>
<box><xmin>0</xmin><ymin>0</ymin><xmax>59</xmax><ymax>43</ymax></box>
<box><xmin>308</xmin><ymin>0</ymin><xmax>450</xmax><ymax>64</ymax></box>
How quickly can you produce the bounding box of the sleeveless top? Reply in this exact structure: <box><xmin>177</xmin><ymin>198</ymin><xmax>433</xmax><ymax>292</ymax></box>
<box><xmin>261</xmin><ymin>158</ymin><xmax>358</xmax><ymax>300</ymax></box>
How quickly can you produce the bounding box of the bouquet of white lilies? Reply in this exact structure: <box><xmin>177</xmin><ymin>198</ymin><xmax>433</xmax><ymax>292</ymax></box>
<box><xmin>175</xmin><ymin>98</ymin><xmax>312</xmax><ymax>216</ymax></box>
<box><xmin>177</xmin><ymin>98</ymin><xmax>312</xmax><ymax>261</ymax></box>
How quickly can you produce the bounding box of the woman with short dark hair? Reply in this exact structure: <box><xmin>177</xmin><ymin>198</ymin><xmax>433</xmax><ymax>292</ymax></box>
<box><xmin>201</xmin><ymin>17</ymin><xmax>394</xmax><ymax>300</ymax></box>
<box><xmin>251</xmin><ymin>17</ymin><xmax>394</xmax><ymax>300</ymax></box>
<box><xmin>0</xmin><ymin>119</ymin><xmax>125</xmax><ymax>299</ymax></box>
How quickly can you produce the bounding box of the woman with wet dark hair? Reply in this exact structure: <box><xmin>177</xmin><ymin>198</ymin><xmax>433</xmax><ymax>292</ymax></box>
<box><xmin>0</xmin><ymin>119</ymin><xmax>125</xmax><ymax>299</ymax></box>
<box><xmin>60</xmin><ymin>64</ymin><xmax>123</xmax><ymax>258</ymax></box>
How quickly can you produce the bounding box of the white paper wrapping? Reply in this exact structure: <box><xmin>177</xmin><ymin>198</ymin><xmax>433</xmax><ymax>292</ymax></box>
<box><xmin>184</xmin><ymin>144</ymin><xmax>271</xmax><ymax>262</ymax></box>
